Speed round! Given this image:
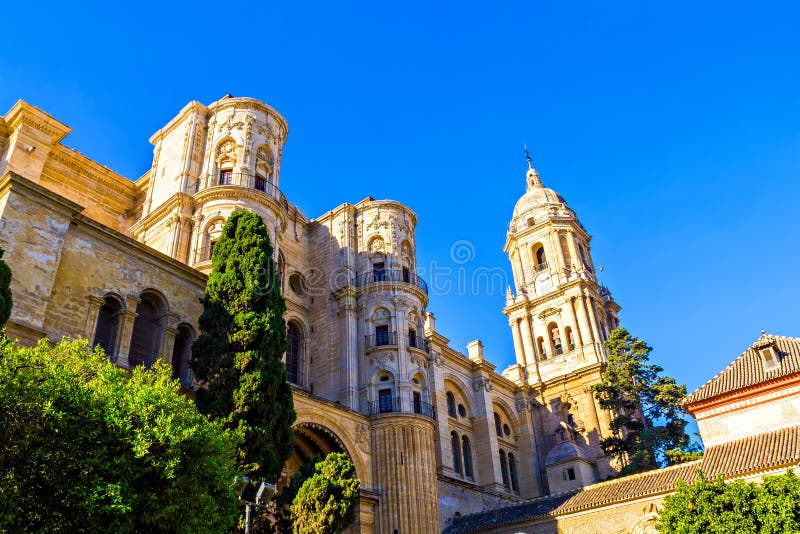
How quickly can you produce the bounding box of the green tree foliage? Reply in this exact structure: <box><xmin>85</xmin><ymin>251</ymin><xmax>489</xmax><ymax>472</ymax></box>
<box><xmin>593</xmin><ymin>327</ymin><xmax>701</xmax><ymax>474</ymax></box>
<box><xmin>656</xmin><ymin>470</ymin><xmax>800</xmax><ymax>533</ymax></box>
<box><xmin>0</xmin><ymin>338</ymin><xmax>241</xmax><ymax>533</ymax></box>
<box><xmin>290</xmin><ymin>453</ymin><xmax>360</xmax><ymax>534</ymax></box>
<box><xmin>190</xmin><ymin>210</ymin><xmax>296</xmax><ymax>482</ymax></box>
<box><xmin>0</xmin><ymin>244</ymin><xmax>12</xmax><ymax>329</ymax></box>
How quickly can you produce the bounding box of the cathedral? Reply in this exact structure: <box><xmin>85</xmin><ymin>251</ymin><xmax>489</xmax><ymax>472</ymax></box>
<box><xmin>0</xmin><ymin>95</ymin><xmax>627</xmax><ymax>532</ymax></box>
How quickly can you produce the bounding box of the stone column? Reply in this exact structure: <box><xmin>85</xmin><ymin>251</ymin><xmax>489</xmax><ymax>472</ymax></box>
<box><xmin>83</xmin><ymin>295</ymin><xmax>105</xmax><ymax>341</ymax></box>
<box><xmin>371</xmin><ymin>417</ymin><xmax>439</xmax><ymax>534</ymax></box>
<box><xmin>394</xmin><ymin>298</ymin><xmax>411</xmax><ymax>411</ymax></box>
<box><xmin>338</xmin><ymin>288</ymin><xmax>359</xmax><ymax>409</ymax></box>
<box><xmin>189</xmin><ymin>211</ymin><xmax>204</xmax><ymax>264</ymax></box>
<box><xmin>116</xmin><ymin>295</ymin><xmax>141</xmax><ymax>369</ymax></box>
<box><xmin>160</xmin><ymin>312</ymin><xmax>181</xmax><ymax>365</ymax></box>
<box><xmin>552</xmin><ymin>231</ymin><xmax>566</xmax><ymax>282</ymax></box>
<box><xmin>563</xmin><ymin>296</ymin><xmax>581</xmax><ymax>352</ymax></box>
<box><xmin>510</xmin><ymin>318</ymin><xmax>527</xmax><ymax>367</ymax></box>
<box><xmin>519</xmin><ymin>315</ymin><xmax>541</xmax><ymax>382</ymax></box>
<box><xmin>566</xmin><ymin>229</ymin><xmax>581</xmax><ymax>271</ymax></box>
<box><xmin>586</xmin><ymin>295</ymin><xmax>603</xmax><ymax>358</ymax></box>
<box><xmin>577</xmin><ymin>292</ymin><xmax>596</xmax><ymax>346</ymax></box>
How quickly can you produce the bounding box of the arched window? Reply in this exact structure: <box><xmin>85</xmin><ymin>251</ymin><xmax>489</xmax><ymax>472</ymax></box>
<box><xmin>549</xmin><ymin>322</ymin><xmax>562</xmax><ymax>355</ymax></box>
<box><xmin>532</xmin><ymin>243</ymin><xmax>547</xmax><ymax>270</ymax></box>
<box><xmin>129</xmin><ymin>292</ymin><xmax>166</xmax><ymax>368</ymax></box>
<box><xmin>93</xmin><ymin>295</ymin><xmax>122</xmax><ymax>360</ymax></box>
<box><xmin>494</xmin><ymin>411</ymin><xmax>502</xmax><ymax>435</ymax></box>
<box><xmin>508</xmin><ymin>453</ymin><xmax>519</xmax><ymax>492</ymax></box>
<box><xmin>277</xmin><ymin>251</ymin><xmax>285</xmax><ymax>290</ymax></box>
<box><xmin>287</xmin><ymin>322</ymin><xmax>304</xmax><ymax>386</ymax></box>
<box><xmin>171</xmin><ymin>324</ymin><xmax>194</xmax><ymax>388</ymax></box>
<box><xmin>462</xmin><ymin>435</ymin><xmax>473</xmax><ymax>479</ymax></box>
<box><xmin>537</xmin><ymin>336</ymin><xmax>547</xmax><ymax>360</ymax></box>
<box><xmin>565</xmin><ymin>326</ymin><xmax>575</xmax><ymax>351</ymax></box>
<box><xmin>446</xmin><ymin>391</ymin><xmax>457</xmax><ymax>418</ymax></box>
<box><xmin>499</xmin><ymin>449</ymin><xmax>510</xmax><ymax>487</ymax></box>
<box><xmin>451</xmin><ymin>432</ymin><xmax>462</xmax><ymax>475</ymax></box>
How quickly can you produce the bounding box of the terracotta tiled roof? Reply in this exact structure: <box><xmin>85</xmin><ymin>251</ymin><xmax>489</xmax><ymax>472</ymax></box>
<box><xmin>444</xmin><ymin>426</ymin><xmax>800</xmax><ymax>534</ymax></box>
<box><xmin>683</xmin><ymin>334</ymin><xmax>800</xmax><ymax>405</ymax></box>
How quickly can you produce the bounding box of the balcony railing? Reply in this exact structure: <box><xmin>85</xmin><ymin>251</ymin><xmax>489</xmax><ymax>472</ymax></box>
<box><xmin>356</xmin><ymin>269</ymin><xmax>428</xmax><ymax>294</ymax></box>
<box><xmin>534</xmin><ymin>261</ymin><xmax>549</xmax><ymax>272</ymax></box>
<box><xmin>368</xmin><ymin>397</ymin><xmax>436</xmax><ymax>419</ymax></box>
<box><xmin>365</xmin><ymin>332</ymin><xmax>398</xmax><ymax>349</ymax></box>
<box><xmin>196</xmin><ymin>172</ymin><xmax>289</xmax><ymax>210</ymax></box>
<box><xmin>408</xmin><ymin>333</ymin><xmax>430</xmax><ymax>353</ymax></box>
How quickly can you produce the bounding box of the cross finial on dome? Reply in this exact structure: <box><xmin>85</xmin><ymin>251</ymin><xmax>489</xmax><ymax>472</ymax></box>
<box><xmin>523</xmin><ymin>143</ymin><xmax>542</xmax><ymax>190</ymax></box>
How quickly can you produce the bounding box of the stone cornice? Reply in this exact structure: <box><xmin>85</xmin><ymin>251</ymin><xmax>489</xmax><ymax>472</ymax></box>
<box><xmin>3</xmin><ymin>100</ymin><xmax>71</xmax><ymax>143</ymax></box>
<box><xmin>504</xmin><ymin>217</ymin><xmax>592</xmax><ymax>252</ymax></box>
<box><xmin>0</xmin><ymin>171</ymin><xmax>84</xmax><ymax>216</ymax></box>
<box><xmin>148</xmin><ymin>100</ymin><xmax>209</xmax><ymax>145</ymax></box>
<box><xmin>47</xmin><ymin>146</ymin><xmax>136</xmax><ymax>197</ymax></box>
<box><xmin>73</xmin><ymin>213</ymin><xmax>208</xmax><ymax>286</ymax></box>
<box><xmin>503</xmin><ymin>278</ymin><xmax>597</xmax><ymax>316</ymax></box>
<box><xmin>129</xmin><ymin>192</ymin><xmax>195</xmax><ymax>237</ymax></box>
<box><xmin>192</xmin><ymin>185</ymin><xmax>288</xmax><ymax>225</ymax></box>
<box><xmin>207</xmin><ymin>97</ymin><xmax>289</xmax><ymax>140</ymax></box>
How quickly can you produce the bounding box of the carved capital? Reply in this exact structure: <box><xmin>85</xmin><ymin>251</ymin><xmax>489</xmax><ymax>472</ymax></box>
<box><xmin>472</xmin><ymin>376</ymin><xmax>493</xmax><ymax>393</ymax></box>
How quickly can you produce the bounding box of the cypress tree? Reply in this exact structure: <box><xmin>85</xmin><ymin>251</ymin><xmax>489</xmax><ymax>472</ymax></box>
<box><xmin>0</xmin><ymin>245</ymin><xmax>12</xmax><ymax>330</ymax></box>
<box><xmin>191</xmin><ymin>210</ymin><xmax>295</xmax><ymax>482</ymax></box>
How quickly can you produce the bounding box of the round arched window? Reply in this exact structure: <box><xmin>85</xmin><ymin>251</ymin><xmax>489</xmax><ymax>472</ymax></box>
<box><xmin>457</xmin><ymin>404</ymin><xmax>467</xmax><ymax>417</ymax></box>
<box><xmin>503</xmin><ymin>423</ymin><xmax>511</xmax><ymax>437</ymax></box>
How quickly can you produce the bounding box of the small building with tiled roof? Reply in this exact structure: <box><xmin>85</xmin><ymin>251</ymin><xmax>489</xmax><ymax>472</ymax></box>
<box><xmin>444</xmin><ymin>333</ymin><xmax>800</xmax><ymax>534</ymax></box>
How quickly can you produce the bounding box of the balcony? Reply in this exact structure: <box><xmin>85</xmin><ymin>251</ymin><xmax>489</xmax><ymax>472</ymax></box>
<box><xmin>408</xmin><ymin>333</ymin><xmax>430</xmax><ymax>353</ymax></box>
<box><xmin>196</xmin><ymin>172</ymin><xmax>289</xmax><ymax>210</ymax></box>
<box><xmin>356</xmin><ymin>269</ymin><xmax>428</xmax><ymax>295</ymax></box>
<box><xmin>534</xmin><ymin>261</ymin><xmax>549</xmax><ymax>272</ymax></box>
<box><xmin>368</xmin><ymin>397</ymin><xmax>436</xmax><ymax>419</ymax></box>
<box><xmin>365</xmin><ymin>332</ymin><xmax>398</xmax><ymax>349</ymax></box>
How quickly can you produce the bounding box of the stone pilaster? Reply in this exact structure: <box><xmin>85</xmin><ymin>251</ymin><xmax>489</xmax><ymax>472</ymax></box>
<box><xmin>83</xmin><ymin>295</ymin><xmax>106</xmax><ymax>340</ymax></box>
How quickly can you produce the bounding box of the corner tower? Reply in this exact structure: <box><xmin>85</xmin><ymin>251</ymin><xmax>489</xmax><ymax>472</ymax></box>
<box><xmin>503</xmin><ymin>157</ymin><xmax>621</xmax><ymax>482</ymax></box>
<box><xmin>130</xmin><ymin>95</ymin><xmax>289</xmax><ymax>272</ymax></box>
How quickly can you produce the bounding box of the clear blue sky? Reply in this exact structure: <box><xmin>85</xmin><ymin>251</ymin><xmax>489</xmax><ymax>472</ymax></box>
<box><xmin>2</xmin><ymin>0</ymin><xmax>798</xmax><ymax>397</ymax></box>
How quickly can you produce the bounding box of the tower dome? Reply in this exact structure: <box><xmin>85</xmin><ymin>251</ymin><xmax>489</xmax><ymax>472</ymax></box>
<box><xmin>510</xmin><ymin>164</ymin><xmax>575</xmax><ymax>233</ymax></box>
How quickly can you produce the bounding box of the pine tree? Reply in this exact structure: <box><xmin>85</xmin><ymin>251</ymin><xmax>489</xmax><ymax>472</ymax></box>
<box><xmin>593</xmin><ymin>327</ymin><xmax>701</xmax><ymax>474</ymax></box>
<box><xmin>0</xmin><ymin>245</ymin><xmax>12</xmax><ymax>330</ymax></box>
<box><xmin>190</xmin><ymin>210</ymin><xmax>295</xmax><ymax>482</ymax></box>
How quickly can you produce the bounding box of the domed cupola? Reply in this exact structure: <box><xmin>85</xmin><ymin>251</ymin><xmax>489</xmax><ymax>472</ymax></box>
<box><xmin>510</xmin><ymin>160</ymin><xmax>576</xmax><ymax>234</ymax></box>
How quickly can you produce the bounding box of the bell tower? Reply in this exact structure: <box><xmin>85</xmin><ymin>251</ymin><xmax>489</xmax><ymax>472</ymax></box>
<box><xmin>503</xmin><ymin>155</ymin><xmax>620</xmax><ymax>382</ymax></box>
<box><xmin>503</xmin><ymin>154</ymin><xmax>621</xmax><ymax>482</ymax></box>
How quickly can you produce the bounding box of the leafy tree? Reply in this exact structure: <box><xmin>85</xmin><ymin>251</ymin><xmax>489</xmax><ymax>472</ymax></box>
<box><xmin>593</xmin><ymin>327</ymin><xmax>701</xmax><ymax>474</ymax></box>
<box><xmin>190</xmin><ymin>210</ymin><xmax>296</xmax><ymax>482</ymax></box>
<box><xmin>290</xmin><ymin>453</ymin><xmax>360</xmax><ymax>534</ymax></box>
<box><xmin>0</xmin><ymin>337</ymin><xmax>242</xmax><ymax>533</ymax></box>
<box><xmin>656</xmin><ymin>470</ymin><xmax>800</xmax><ymax>533</ymax></box>
<box><xmin>0</xmin><ymin>244</ymin><xmax>12</xmax><ymax>330</ymax></box>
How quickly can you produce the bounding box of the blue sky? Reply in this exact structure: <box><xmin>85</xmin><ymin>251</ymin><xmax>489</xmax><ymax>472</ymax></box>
<box><xmin>1</xmin><ymin>0</ymin><xmax>798</xmax><ymax>396</ymax></box>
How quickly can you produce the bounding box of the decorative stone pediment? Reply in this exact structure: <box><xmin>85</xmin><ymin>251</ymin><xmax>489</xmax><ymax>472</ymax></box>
<box><xmin>538</xmin><ymin>307</ymin><xmax>561</xmax><ymax>319</ymax></box>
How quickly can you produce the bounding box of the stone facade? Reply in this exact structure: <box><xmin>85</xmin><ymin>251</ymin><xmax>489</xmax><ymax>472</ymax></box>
<box><xmin>0</xmin><ymin>96</ymin><xmax>625</xmax><ymax>532</ymax></box>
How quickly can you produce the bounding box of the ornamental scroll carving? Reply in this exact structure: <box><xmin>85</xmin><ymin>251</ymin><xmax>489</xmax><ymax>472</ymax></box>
<box><xmin>355</xmin><ymin>423</ymin><xmax>370</xmax><ymax>453</ymax></box>
<box><xmin>472</xmin><ymin>376</ymin><xmax>493</xmax><ymax>392</ymax></box>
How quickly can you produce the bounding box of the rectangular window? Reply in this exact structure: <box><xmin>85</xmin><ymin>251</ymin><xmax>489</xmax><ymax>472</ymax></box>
<box><xmin>413</xmin><ymin>391</ymin><xmax>422</xmax><ymax>414</ymax></box>
<box><xmin>378</xmin><ymin>388</ymin><xmax>393</xmax><ymax>413</ymax></box>
<box><xmin>254</xmin><ymin>175</ymin><xmax>267</xmax><ymax>192</ymax></box>
<box><xmin>376</xmin><ymin>325</ymin><xmax>390</xmax><ymax>346</ymax></box>
<box><xmin>402</xmin><ymin>267</ymin><xmax>410</xmax><ymax>283</ymax></box>
<box><xmin>373</xmin><ymin>262</ymin><xmax>386</xmax><ymax>282</ymax></box>
<box><xmin>408</xmin><ymin>328</ymin><xmax>416</xmax><ymax>348</ymax></box>
<box><xmin>219</xmin><ymin>169</ymin><xmax>233</xmax><ymax>185</ymax></box>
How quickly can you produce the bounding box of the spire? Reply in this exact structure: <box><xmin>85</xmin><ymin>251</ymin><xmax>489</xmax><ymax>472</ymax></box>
<box><xmin>523</xmin><ymin>143</ymin><xmax>542</xmax><ymax>190</ymax></box>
